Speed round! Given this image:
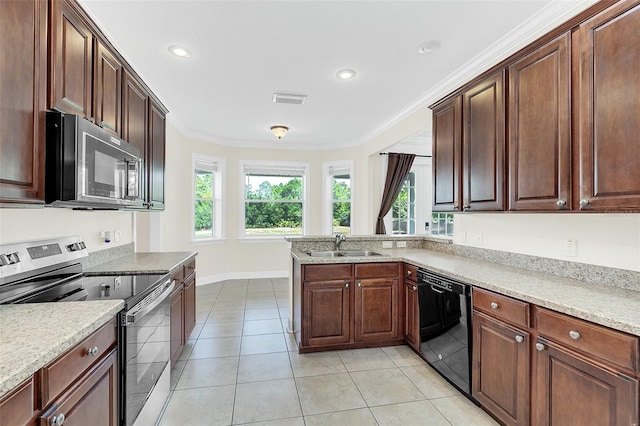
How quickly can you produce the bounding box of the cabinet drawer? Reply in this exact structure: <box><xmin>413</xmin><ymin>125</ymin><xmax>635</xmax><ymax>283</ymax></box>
<box><xmin>171</xmin><ymin>267</ymin><xmax>184</xmax><ymax>284</ymax></box>
<box><xmin>183</xmin><ymin>259</ymin><xmax>196</xmax><ymax>279</ymax></box>
<box><xmin>304</xmin><ymin>264</ymin><xmax>352</xmax><ymax>281</ymax></box>
<box><xmin>40</xmin><ymin>320</ymin><xmax>116</xmax><ymax>406</ymax></box>
<box><xmin>473</xmin><ymin>288</ymin><xmax>529</xmax><ymax>328</ymax></box>
<box><xmin>0</xmin><ymin>377</ymin><xmax>34</xmax><ymax>426</ymax></box>
<box><xmin>535</xmin><ymin>307</ymin><xmax>639</xmax><ymax>372</ymax></box>
<box><xmin>354</xmin><ymin>262</ymin><xmax>399</xmax><ymax>279</ymax></box>
<box><xmin>403</xmin><ymin>263</ymin><xmax>418</xmax><ymax>281</ymax></box>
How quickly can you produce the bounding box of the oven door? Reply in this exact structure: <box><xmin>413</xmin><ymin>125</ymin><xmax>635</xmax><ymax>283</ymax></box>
<box><xmin>79</xmin><ymin>130</ymin><xmax>142</xmax><ymax>207</ymax></box>
<box><xmin>119</xmin><ymin>280</ymin><xmax>174</xmax><ymax>426</ymax></box>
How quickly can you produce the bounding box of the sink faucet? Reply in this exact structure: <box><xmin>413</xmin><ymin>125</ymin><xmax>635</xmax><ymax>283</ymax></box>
<box><xmin>335</xmin><ymin>233</ymin><xmax>347</xmax><ymax>251</ymax></box>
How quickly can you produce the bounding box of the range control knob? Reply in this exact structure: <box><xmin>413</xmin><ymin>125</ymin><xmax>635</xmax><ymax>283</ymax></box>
<box><xmin>0</xmin><ymin>254</ymin><xmax>9</xmax><ymax>266</ymax></box>
<box><xmin>6</xmin><ymin>253</ymin><xmax>20</xmax><ymax>264</ymax></box>
<box><xmin>67</xmin><ymin>242</ymin><xmax>86</xmax><ymax>252</ymax></box>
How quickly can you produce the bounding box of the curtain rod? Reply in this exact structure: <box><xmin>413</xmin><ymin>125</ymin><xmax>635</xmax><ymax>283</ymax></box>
<box><xmin>378</xmin><ymin>152</ymin><xmax>432</xmax><ymax>158</ymax></box>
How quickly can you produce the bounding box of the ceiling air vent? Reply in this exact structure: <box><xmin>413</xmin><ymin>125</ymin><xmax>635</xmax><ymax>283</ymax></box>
<box><xmin>273</xmin><ymin>93</ymin><xmax>306</xmax><ymax>105</ymax></box>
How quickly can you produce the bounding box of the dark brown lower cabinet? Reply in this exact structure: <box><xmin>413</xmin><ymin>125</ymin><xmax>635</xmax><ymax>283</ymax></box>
<box><xmin>38</xmin><ymin>349</ymin><xmax>117</xmax><ymax>426</ymax></box>
<box><xmin>472</xmin><ymin>311</ymin><xmax>530</xmax><ymax>426</ymax></box>
<box><xmin>354</xmin><ymin>277</ymin><xmax>399</xmax><ymax>342</ymax></box>
<box><xmin>302</xmin><ymin>280</ymin><xmax>351</xmax><ymax>347</ymax></box>
<box><xmin>169</xmin><ymin>285</ymin><xmax>184</xmax><ymax>365</ymax></box>
<box><xmin>183</xmin><ymin>272</ymin><xmax>196</xmax><ymax>340</ymax></box>
<box><xmin>534</xmin><ymin>337</ymin><xmax>639</xmax><ymax>425</ymax></box>
<box><xmin>404</xmin><ymin>280</ymin><xmax>419</xmax><ymax>351</ymax></box>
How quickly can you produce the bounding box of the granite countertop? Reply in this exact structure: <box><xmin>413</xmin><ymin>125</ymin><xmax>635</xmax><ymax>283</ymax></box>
<box><xmin>291</xmin><ymin>248</ymin><xmax>640</xmax><ymax>337</ymax></box>
<box><xmin>84</xmin><ymin>251</ymin><xmax>197</xmax><ymax>276</ymax></box>
<box><xmin>0</xmin><ymin>300</ymin><xmax>124</xmax><ymax>399</ymax></box>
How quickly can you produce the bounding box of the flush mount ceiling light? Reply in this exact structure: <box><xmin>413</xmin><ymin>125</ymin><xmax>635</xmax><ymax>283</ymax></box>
<box><xmin>336</xmin><ymin>69</ymin><xmax>356</xmax><ymax>80</ymax></box>
<box><xmin>273</xmin><ymin>93</ymin><xmax>307</xmax><ymax>105</ymax></box>
<box><xmin>418</xmin><ymin>40</ymin><xmax>442</xmax><ymax>54</ymax></box>
<box><xmin>168</xmin><ymin>45</ymin><xmax>192</xmax><ymax>58</ymax></box>
<box><xmin>270</xmin><ymin>125</ymin><xmax>289</xmax><ymax>140</ymax></box>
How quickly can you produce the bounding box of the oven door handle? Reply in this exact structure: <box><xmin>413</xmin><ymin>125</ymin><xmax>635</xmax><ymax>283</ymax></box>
<box><xmin>430</xmin><ymin>284</ymin><xmax>446</xmax><ymax>294</ymax></box>
<box><xmin>123</xmin><ymin>280</ymin><xmax>175</xmax><ymax>326</ymax></box>
<box><xmin>59</xmin><ymin>289</ymin><xmax>88</xmax><ymax>302</ymax></box>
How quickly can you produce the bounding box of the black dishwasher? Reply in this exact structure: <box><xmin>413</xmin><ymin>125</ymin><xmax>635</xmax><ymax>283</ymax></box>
<box><xmin>417</xmin><ymin>268</ymin><xmax>475</xmax><ymax>401</ymax></box>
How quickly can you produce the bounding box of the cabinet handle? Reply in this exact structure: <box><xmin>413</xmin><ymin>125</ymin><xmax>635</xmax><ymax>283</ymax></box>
<box><xmin>407</xmin><ymin>270</ymin><xmax>412</xmax><ymax>276</ymax></box>
<box><xmin>556</xmin><ymin>199</ymin><xmax>567</xmax><ymax>208</ymax></box>
<box><xmin>51</xmin><ymin>413</ymin><xmax>65</xmax><ymax>425</ymax></box>
<box><xmin>535</xmin><ymin>342</ymin><xmax>545</xmax><ymax>352</ymax></box>
<box><xmin>412</xmin><ymin>285</ymin><xmax>417</xmax><ymax>291</ymax></box>
<box><xmin>86</xmin><ymin>346</ymin><xmax>99</xmax><ymax>356</ymax></box>
<box><xmin>569</xmin><ymin>330</ymin><xmax>581</xmax><ymax>340</ymax></box>
<box><xmin>463</xmin><ymin>205</ymin><xmax>470</xmax><ymax>211</ymax></box>
<box><xmin>579</xmin><ymin>199</ymin><xmax>590</xmax><ymax>208</ymax></box>
<box><xmin>490</xmin><ymin>302</ymin><xmax>499</xmax><ymax>309</ymax></box>
<box><xmin>515</xmin><ymin>335</ymin><xmax>524</xmax><ymax>343</ymax></box>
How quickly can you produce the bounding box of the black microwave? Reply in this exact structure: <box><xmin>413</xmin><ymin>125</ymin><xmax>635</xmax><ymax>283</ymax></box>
<box><xmin>45</xmin><ymin>112</ymin><xmax>143</xmax><ymax>209</ymax></box>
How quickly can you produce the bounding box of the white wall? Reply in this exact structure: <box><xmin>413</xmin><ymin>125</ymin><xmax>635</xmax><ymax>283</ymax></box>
<box><xmin>453</xmin><ymin>214</ymin><xmax>640</xmax><ymax>272</ymax></box>
<box><xmin>0</xmin><ymin>208</ymin><xmax>134</xmax><ymax>252</ymax></box>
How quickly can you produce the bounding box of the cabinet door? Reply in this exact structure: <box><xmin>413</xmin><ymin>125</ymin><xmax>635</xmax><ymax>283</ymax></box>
<box><xmin>183</xmin><ymin>273</ymin><xmax>196</xmax><ymax>341</ymax></box>
<box><xmin>122</xmin><ymin>72</ymin><xmax>149</xmax><ymax>204</ymax></box>
<box><xmin>38</xmin><ymin>349</ymin><xmax>117</xmax><ymax>426</ymax></box>
<box><xmin>432</xmin><ymin>96</ymin><xmax>462</xmax><ymax>212</ymax></box>
<box><xmin>49</xmin><ymin>0</ymin><xmax>93</xmax><ymax>118</ymax></box>
<box><xmin>508</xmin><ymin>34</ymin><xmax>571</xmax><ymax>211</ymax></box>
<box><xmin>462</xmin><ymin>72</ymin><xmax>506</xmax><ymax>211</ymax></box>
<box><xmin>354</xmin><ymin>278</ymin><xmax>399</xmax><ymax>342</ymax></box>
<box><xmin>169</xmin><ymin>287</ymin><xmax>184</xmax><ymax>365</ymax></box>
<box><xmin>404</xmin><ymin>280</ymin><xmax>419</xmax><ymax>351</ymax></box>
<box><xmin>302</xmin><ymin>280</ymin><xmax>351</xmax><ymax>347</ymax></box>
<box><xmin>576</xmin><ymin>2</ymin><xmax>640</xmax><ymax>211</ymax></box>
<box><xmin>534</xmin><ymin>338</ymin><xmax>639</xmax><ymax>426</ymax></box>
<box><xmin>0</xmin><ymin>0</ymin><xmax>47</xmax><ymax>204</ymax></box>
<box><xmin>148</xmin><ymin>101</ymin><xmax>166</xmax><ymax>210</ymax></box>
<box><xmin>472</xmin><ymin>311</ymin><xmax>530</xmax><ymax>426</ymax></box>
<box><xmin>93</xmin><ymin>41</ymin><xmax>121</xmax><ymax>136</ymax></box>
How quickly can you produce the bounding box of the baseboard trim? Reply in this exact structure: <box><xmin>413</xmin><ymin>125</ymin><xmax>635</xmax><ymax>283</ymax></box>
<box><xmin>196</xmin><ymin>270</ymin><xmax>289</xmax><ymax>285</ymax></box>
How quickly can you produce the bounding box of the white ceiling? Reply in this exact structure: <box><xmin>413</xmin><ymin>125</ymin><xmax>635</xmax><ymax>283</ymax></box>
<box><xmin>80</xmin><ymin>0</ymin><xmax>596</xmax><ymax>151</ymax></box>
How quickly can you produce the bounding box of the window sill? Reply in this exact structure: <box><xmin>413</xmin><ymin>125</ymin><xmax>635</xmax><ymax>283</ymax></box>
<box><xmin>190</xmin><ymin>238</ymin><xmax>227</xmax><ymax>245</ymax></box>
<box><xmin>238</xmin><ymin>236</ymin><xmax>291</xmax><ymax>243</ymax></box>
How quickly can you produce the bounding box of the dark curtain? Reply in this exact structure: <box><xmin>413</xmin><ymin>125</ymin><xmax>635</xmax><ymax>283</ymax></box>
<box><xmin>375</xmin><ymin>153</ymin><xmax>416</xmax><ymax>234</ymax></box>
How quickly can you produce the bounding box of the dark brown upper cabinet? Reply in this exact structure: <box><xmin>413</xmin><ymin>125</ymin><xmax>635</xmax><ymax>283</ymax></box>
<box><xmin>432</xmin><ymin>96</ymin><xmax>462</xmax><ymax>212</ymax></box>
<box><xmin>49</xmin><ymin>0</ymin><xmax>93</xmax><ymax>118</ymax></box>
<box><xmin>576</xmin><ymin>1</ymin><xmax>640</xmax><ymax>211</ymax></box>
<box><xmin>148</xmin><ymin>101</ymin><xmax>166</xmax><ymax>210</ymax></box>
<box><xmin>508</xmin><ymin>34</ymin><xmax>571</xmax><ymax>211</ymax></box>
<box><xmin>462</xmin><ymin>72</ymin><xmax>506</xmax><ymax>211</ymax></box>
<box><xmin>122</xmin><ymin>71</ymin><xmax>149</xmax><ymax>204</ymax></box>
<box><xmin>93</xmin><ymin>41</ymin><xmax>122</xmax><ymax>136</ymax></box>
<box><xmin>0</xmin><ymin>0</ymin><xmax>47</xmax><ymax>204</ymax></box>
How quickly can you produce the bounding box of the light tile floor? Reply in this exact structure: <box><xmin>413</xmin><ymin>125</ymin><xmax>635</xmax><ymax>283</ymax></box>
<box><xmin>159</xmin><ymin>278</ymin><xmax>498</xmax><ymax>426</ymax></box>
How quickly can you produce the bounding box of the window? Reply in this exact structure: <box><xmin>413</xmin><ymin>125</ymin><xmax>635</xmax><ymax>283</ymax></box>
<box><xmin>242</xmin><ymin>162</ymin><xmax>308</xmax><ymax>237</ymax></box>
<box><xmin>192</xmin><ymin>155</ymin><xmax>224</xmax><ymax>240</ymax></box>
<box><xmin>431</xmin><ymin>213</ymin><xmax>455</xmax><ymax>236</ymax></box>
<box><xmin>391</xmin><ymin>172</ymin><xmax>416</xmax><ymax>234</ymax></box>
<box><xmin>324</xmin><ymin>162</ymin><xmax>352</xmax><ymax>235</ymax></box>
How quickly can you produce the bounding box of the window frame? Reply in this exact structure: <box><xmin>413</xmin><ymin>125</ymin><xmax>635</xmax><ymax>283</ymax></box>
<box><xmin>323</xmin><ymin>160</ymin><xmax>354</xmax><ymax>235</ymax></box>
<box><xmin>239</xmin><ymin>160</ymin><xmax>309</xmax><ymax>239</ymax></box>
<box><xmin>191</xmin><ymin>154</ymin><xmax>225</xmax><ymax>243</ymax></box>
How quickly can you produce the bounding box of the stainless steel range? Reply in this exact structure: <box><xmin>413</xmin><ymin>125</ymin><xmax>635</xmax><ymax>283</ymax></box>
<box><xmin>0</xmin><ymin>237</ymin><xmax>173</xmax><ymax>426</ymax></box>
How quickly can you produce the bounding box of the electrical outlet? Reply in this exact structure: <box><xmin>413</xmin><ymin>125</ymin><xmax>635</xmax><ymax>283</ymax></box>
<box><xmin>566</xmin><ymin>239</ymin><xmax>577</xmax><ymax>257</ymax></box>
<box><xmin>114</xmin><ymin>276</ymin><xmax>121</xmax><ymax>290</ymax></box>
<box><xmin>114</xmin><ymin>230</ymin><xmax>121</xmax><ymax>242</ymax></box>
<box><xmin>396</xmin><ymin>241</ymin><xmax>407</xmax><ymax>248</ymax></box>
<box><xmin>382</xmin><ymin>241</ymin><xmax>393</xmax><ymax>249</ymax></box>
<box><xmin>458</xmin><ymin>231</ymin><xmax>467</xmax><ymax>243</ymax></box>
<box><xmin>474</xmin><ymin>233</ymin><xmax>483</xmax><ymax>246</ymax></box>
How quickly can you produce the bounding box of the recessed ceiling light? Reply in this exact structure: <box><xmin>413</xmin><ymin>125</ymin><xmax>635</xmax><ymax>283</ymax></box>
<box><xmin>168</xmin><ymin>45</ymin><xmax>192</xmax><ymax>58</ymax></box>
<box><xmin>418</xmin><ymin>40</ymin><xmax>442</xmax><ymax>54</ymax></box>
<box><xmin>336</xmin><ymin>69</ymin><xmax>356</xmax><ymax>80</ymax></box>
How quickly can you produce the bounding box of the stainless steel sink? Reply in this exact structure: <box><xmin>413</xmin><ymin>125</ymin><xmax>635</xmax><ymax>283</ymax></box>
<box><xmin>340</xmin><ymin>250</ymin><xmax>384</xmax><ymax>257</ymax></box>
<box><xmin>306</xmin><ymin>250</ymin><xmax>384</xmax><ymax>257</ymax></box>
<box><xmin>306</xmin><ymin>251</ymin><xmax>345</xmax><ymax>257</ymax></box>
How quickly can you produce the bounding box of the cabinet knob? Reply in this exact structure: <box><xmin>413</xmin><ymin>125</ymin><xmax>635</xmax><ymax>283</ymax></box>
<box><xmin>463</xmin><ymin>205</ymin><xmax>470</xmax><ymax>211</ymax></box>
<box><xmin>490</xmin><ymin>302</ymin><xmax>499</xmax><ymax>309</ymax></box>
<box><xmin>535</xmin><ymin>342</ymin><xmax>545</xmax><ymax>352</ymax></box>
<box><xmin>407</xmin><ymin>270</ymin><xmax>412</xmax><ymax>276</ymax></box>
<box><xmin>569</xmin><ymin>330</ymin><xmax>581</xmax><ymax>340</ymax></box>
<box><xmin>579</xmin><ymin>199</ymin><xmax>590</xmax><ymax>208</ymax></box>
<box><xmin>357</xmin><ymin>282</ymin><xmax>361</xmax><ymax>288</ymax></box>
<box><xmin>345</xmin><ymin>283</ymin><xmax>349</xmax><ymax>288</ymax></box>
<box><xmin>51</xmin><ymin>413</ymin><xmax>65</xmax><ymax>426</ymax></box>
<box><xmin>515</xmin><ymin>335</ymin><xmax>524</xmax><ymax>343</ymax></box>
<box><xmin>412</xmin><ymin>285</ymin><xmax>417</xmax><ymax>291</ymax></box>
<box><xmin>556</xmin><ymin>199</ymin><xmax>567</xmax><ymax>208</ymax></box>
<box><xmin>86</xmin><ymin>346</ymin><xmax>99</xmax><ymax>356</ymax></box>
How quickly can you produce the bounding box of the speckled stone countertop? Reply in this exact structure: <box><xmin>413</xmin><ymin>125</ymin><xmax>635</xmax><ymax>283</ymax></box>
<box><xmin>0</xmin><ymin>300</ymin><xmax>123</xmax><ymax>399</ymax></box>
<box><xmin>83</xmin><ymin>251</ymin><xmax>197</xmax><ymax>276</ymax></box>
<box><xmin>291</xmin><ymin>248</ymin><xmax>640</xmax><ymax>337</ymax></box>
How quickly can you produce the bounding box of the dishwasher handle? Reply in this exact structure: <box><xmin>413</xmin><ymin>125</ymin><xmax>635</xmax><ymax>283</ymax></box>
<box><xmin>122</xmin><ymin>279</ymin><xmax>175</xmax><ymax>326</ymax></box>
